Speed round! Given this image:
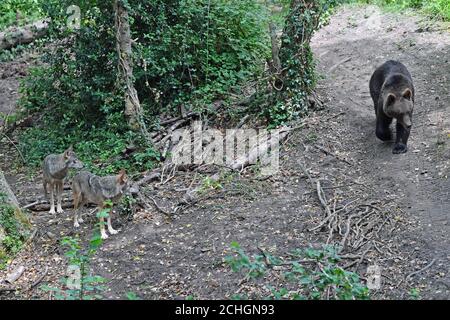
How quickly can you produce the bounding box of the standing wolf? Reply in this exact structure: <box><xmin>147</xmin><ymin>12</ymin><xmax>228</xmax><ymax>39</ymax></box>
<box><xmin>369</xmin><ymin>60</ymin><xmax>415</xmax><ymax>154</ymax></box>
<box><xmin>43</xmin><ymin>146</ymin><xmax>84</xmax><ymax>214</ymax></box>
<box><xmin>72</xmin><ymin>170</ymin><xmax>129</xmax><ymax>239</ymax></box>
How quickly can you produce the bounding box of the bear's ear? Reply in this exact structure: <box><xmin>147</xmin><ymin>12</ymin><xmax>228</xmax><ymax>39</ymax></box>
<box><xmin>386</xmin><ymin>94</ymin><xmax>396</xmax><ymax>106</ymax></box>
<box><xmin>403</xmin><ymin>89</ymin><xmax>412</xmax><ymax>101</ymax></box>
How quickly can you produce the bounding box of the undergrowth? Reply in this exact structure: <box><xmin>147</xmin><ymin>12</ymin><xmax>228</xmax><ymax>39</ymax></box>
<box><xmin>349</xmin><ymin>0</ymin><xmax>450</xmax><ymax>21</ymax></box>
<box><xmin>225</xmin><ymin>242</ymin><xmax>370</xmax><ymax>300</ymax></box>
<box><xmin>0</xmin><ymin>194</ymin><xmax>30</xmax><ymax>269</ymax></box>
<box><xmin>15</xmin><ymin>0</ymin><xmax>271</xmax><ymax>174</ymax></box>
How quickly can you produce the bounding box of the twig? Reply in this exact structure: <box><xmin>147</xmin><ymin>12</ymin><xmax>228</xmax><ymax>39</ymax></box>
<box><xmin>406</xmin><ymin>259</ymin><xmax>437</xmax><ymax>280</ymax></box>
<box><xmin>329</xmin><ymin>57</ymin><xmax>352</xmax><ymax>73</ymax></box>
<box><xmin>30</xmin><ymin>266</ymin><xmax>49</xmax><ymax>289</ymax></box>
<box><xmin>148</xmin><ymin>197</ymin><xmax>172</xmax><ymax>218</ymax></box>
<box><xmin>1</xmin><ymin>133</ymin><xmax>26</xmax><ymax>164</ymax></box>
<box><xmin>314</xmin><ymin>144</ymin><xmax>352</xmax><ymax>166</ymax></box>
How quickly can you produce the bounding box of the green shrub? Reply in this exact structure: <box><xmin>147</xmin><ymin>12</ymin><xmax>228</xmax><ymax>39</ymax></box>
<box><xmin>0</xmin><ymin>0</ymin><xmax>44</xmax><ymax>31</ymax></box>
<box><xmin>225</xmin><ymin>242</ymin><xmax>370</xmax><ymax>300</ymax></box>
<box><xmin>41</xmin><ymin>234</ymin><xmax>106</xmax><ymax>300</ymax></box>
<box><xmin>259</xmin><ymin>0</ymin><xmax>340</xmax><ymax>127</ymax></box>
<box><xmin>0</xmin><ymin>194</ymin><xmax>30</xmax><ymax>268</ymax></box>
<box><xmin>18</xmin><ymin>0</ymin><xmax>271</xmax><ymax>173</ymax></box>
<box><xmin>350</xmin><ymin>0</ymin><xmax>450</xmax><ymax>21</ymax></box>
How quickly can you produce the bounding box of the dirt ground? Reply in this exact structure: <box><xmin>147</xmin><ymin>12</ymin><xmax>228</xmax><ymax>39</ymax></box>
<box><xmin>0</xmin><ymin>5</ymin><xmax>448</xmax><ymax>300</ymax></box>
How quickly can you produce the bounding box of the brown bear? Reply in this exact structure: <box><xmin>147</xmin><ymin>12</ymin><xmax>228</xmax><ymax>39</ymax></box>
<box><xmin>369</xmin><ymin>60</ymin><xmax>415</xmax><ymax>154</ymax></box>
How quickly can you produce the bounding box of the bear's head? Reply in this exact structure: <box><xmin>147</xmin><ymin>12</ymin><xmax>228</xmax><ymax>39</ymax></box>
<box><xmin>383</xmin><ymin>87</ymin><xmax>414</xmax><ymax>130</ymax></box>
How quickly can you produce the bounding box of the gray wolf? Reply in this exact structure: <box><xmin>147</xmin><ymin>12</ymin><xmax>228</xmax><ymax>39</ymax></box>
<box><xmin>43</xmin><ymin>146</ymin><xmax>84</xmax><ymax>214</ymax></box>
<box><xmin>72</xmin><ymin>169</ymin><xmax>129</xmax><ymax>239</ymax></box>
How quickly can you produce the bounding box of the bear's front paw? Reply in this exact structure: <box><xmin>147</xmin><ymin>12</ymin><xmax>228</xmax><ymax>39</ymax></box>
<box><xmin>393</xmin><ymin>143</ymin><xmax>408</xmax><ymax>154</ymax></box>
<box><xmin>376</xmin><ymin>129</ymin><xmax>392</xmax><ymax>142</ymax></box>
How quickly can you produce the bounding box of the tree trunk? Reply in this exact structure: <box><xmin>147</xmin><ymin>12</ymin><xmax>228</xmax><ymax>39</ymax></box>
<box><xmin>275</xmin><ymin>0</ymin><xmax>323</xmax><ymax>112</ymax></box>
<box><xmin>0</xmin><ymin>171</ymin><xmax>27</xmax><ymax>249</ymax></box>
<box><xmin>0</xmin><ymin>20</ymin><xmax>48</xmax><ymax>51</ymax></box>
<box><xmin>0</xmin><ymin>171</ymin><xmax>20</xmax><ymax>209</ymax></box>
<box><xmin>114</xmin><ymin>0</ymin><xmax>150</xmax><ymax>141</ymax></box>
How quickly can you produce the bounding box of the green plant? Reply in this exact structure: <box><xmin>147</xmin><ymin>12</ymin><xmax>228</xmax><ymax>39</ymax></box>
<box><xmin>225</xmin><ymin>243</ymin><xmax>370</xmax><ymax>300</ymax></box>
<box><xmin>0</xmin><ymin>194</ymin><xmax>30</xmax><ymax>269</ymax></box>
<box><xmin>0</xmin><ymin>0</ymin><xmax>44</xmax><ymax>31</ymax></box>
<box><xmin>41</xmin><ymin>233</ymin><xmax>106</xmax><ymax>300</ymax></box>
<box><xmin>225</xmin><ymin>242</ymin><xmax>268</xmax><ymax>278</ymax></box>
<box><xmin>259</xmin><ymin>0</ymin><xmax>340</xmax><ymax>126</ymax></box>
<box><xmin>18</xmin><ymin>0</ymin><xmax>271</xmax><ymax>174</ymax></box>
<box><xmin>199</xmin><ymin>176</ymin><xmax>224</xmax><ymax>194</ymax></box>
<box><xmin>348</xmin><ymin>0</ymin><xmax>450</xmax><ymax>21</ymax></box>
<box><xmin>125</xmin><ymin>291</ymin><xmax>141</xmax><ymax>300</ymax></box>
<box><xmin>409</xmin><ymin>288</ymin><xmax>421</xmax><ymax>300</ymax></box>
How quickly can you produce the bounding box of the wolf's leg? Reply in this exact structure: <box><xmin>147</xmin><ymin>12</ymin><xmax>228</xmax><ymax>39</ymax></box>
<box><xmin>73</xmin><ymin>195</ymin><xmax>86</xmax><ymax>228</ymax></box>
<box><xmin>49</xmin><ymin>183</ymin><xmax>56</xmax><ymax>214</ymax></box>
<box><xmin>99</xmin><ymin>205</ymin><xmax>108</xmax><ymax>239</ymax></box>
<box><xmin>73</xmin><ymin>191</ymin><xmax>79</xmax><ymax>227</ymax></box>
<box><xmin>56</xmin><ymin>181</ymin><xmax>64</xmax><ymax>213</ymax></box>
<box><xmin>107</xmin><ymin>211</ymin><xmax>118</xmax><ymax>235</ymax></box>
<box><xmin>43</xmin><ymin>180</ymin><xmax>48</xmax><ymax>198</ymax></box>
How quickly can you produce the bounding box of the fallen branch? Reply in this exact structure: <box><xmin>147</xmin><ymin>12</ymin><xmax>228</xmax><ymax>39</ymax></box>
<box><xmin>30</xmin><ymin>266</ymin><xmax>49</xmax><ymax>289</ymax></box>
<box><xmin>406</xmin><ymin>259</ymin><xmax>437</xmax><ymax>280</ymax></box>
<box><xmin>24</xmin><ymin>200</ymin><xmax>73</xmax><ymax>212</ymax></box>
<box><xmin>147</xmin><ymin>197</ymin><xmax>172</xmax><ymax>218</ymax></box>
<box><xmin>329</xmin><ymin>57</ymin><xmax>352</xmax><ymax>73</ymax></box>
<box><xmin>314</xmin><ymin>144</ymin><xmax>352</xmax><ymax>166</ymax></box>
<box><xmin>0</xmin><ymin>20</ymin><xmax>49</xmax><ymax>50</ymax></box>
<box><xmin>5</xmin><ymin>266</ymin><xmax>25</xmax><ymax>284</ymax></box>
<box><xmin>133</xmin><ymin>170</ymin><xmax>161</xmax><ymax>188</ymax></box>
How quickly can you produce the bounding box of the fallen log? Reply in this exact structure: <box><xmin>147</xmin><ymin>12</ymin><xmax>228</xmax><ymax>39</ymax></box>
<box><xmin>0</xmin><ymin>20</ymin><xmax>49</xmax><ymax>51</ymax></box>
<box><xmin>24</xmin><ymin>201</ymin><xmax>73</xmax><ymax>212</ymax></box>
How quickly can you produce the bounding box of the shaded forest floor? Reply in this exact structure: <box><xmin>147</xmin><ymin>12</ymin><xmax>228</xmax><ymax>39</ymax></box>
<box><xmin>0</xmin><ymin>5</ymin><xmax>449</xmax><ymax>299</ymax></box>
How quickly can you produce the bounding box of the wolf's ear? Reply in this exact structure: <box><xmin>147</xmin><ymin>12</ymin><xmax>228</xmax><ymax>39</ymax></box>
<box><xmin>117</xmin><ymin>169</ymin><xmax>128</xmax><ymax>184</ymax></box>
<box><xmin>63</xmin><ymin>146</ymin><xmax>73</xmax><ymax>159</ymax></box>
<box><xmin>402</xmin><ymin>89</ymin><xmax>412</xmax><ymax>101</ymax></box>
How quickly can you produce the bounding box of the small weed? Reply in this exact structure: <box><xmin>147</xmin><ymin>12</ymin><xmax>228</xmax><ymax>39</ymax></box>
<box><xmin>41</xmin><ymin>233</ymin><xmax>106</xmax><ymax>300</ymax></box>
<box><xmin>409</xmin><ymin>288</ymin><xmax>421</xmax><ymax>300</ymax></box>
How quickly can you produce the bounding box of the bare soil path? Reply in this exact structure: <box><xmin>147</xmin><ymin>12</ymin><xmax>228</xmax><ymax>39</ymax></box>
<box><xmin>311</xmin><ymin>5</ymin><xmax>449</xmax><ymax>297</ymax></box>
<box><xmin>0</xmin><ymin>5</ymin><xmax>448</xmax><ymax>300</ymax></box>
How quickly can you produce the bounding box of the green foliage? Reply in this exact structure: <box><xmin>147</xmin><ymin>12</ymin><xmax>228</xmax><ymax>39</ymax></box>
<box><xmin>41</xmin><ymin>234</ymin><xmax>106</xmax><ymax>300</ymax></box>
<box><xmin>18</xmin><ymin>0</ymin><xmax>270</xmax><ymax>173</ymax></box>
<box><xmin>225</xmin><ymin>242</ymin><xmax>268</xmax><ymax>278</ymax></box>
<box><xmin>125</xmin><ymin>291</ymin><xmax>141</xmax><ymax>300</ymax></box>
<box><xmin>0</xmin><ymin>194</ymin><xmax>29</xmax><ymax>268</ymax></box>
<box><xmin>18</xmin><ymin>118</ymin><xmax>160</xmax><ymax>175</ymax></box>
<box><xmin>262</xmin><ymin>0</ymin><xmax>339</xmax><ymax>126</ymax></box>
<box><xmin>132</xmin><ymin>0</ymin><xmax>271</xmax><ymax>113</ymax></box>
<box><xmin>225</xmin><ymin>243</ymin><xmax>370</xmax><ymax>300</ymax></box>
<box><xmin>409</xmin><ymin>288</ymin><xmax>421</xmax><ymax>300</ymax></box>
<box><xmin>0</xmin><ymin>0</ymin><xmax>44</xmax><ymax>31</ymax></box>
<box><xmin>349</xmin><ymin>0</ymin><xmax>450</xmax><ymax>21</ymax></box>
